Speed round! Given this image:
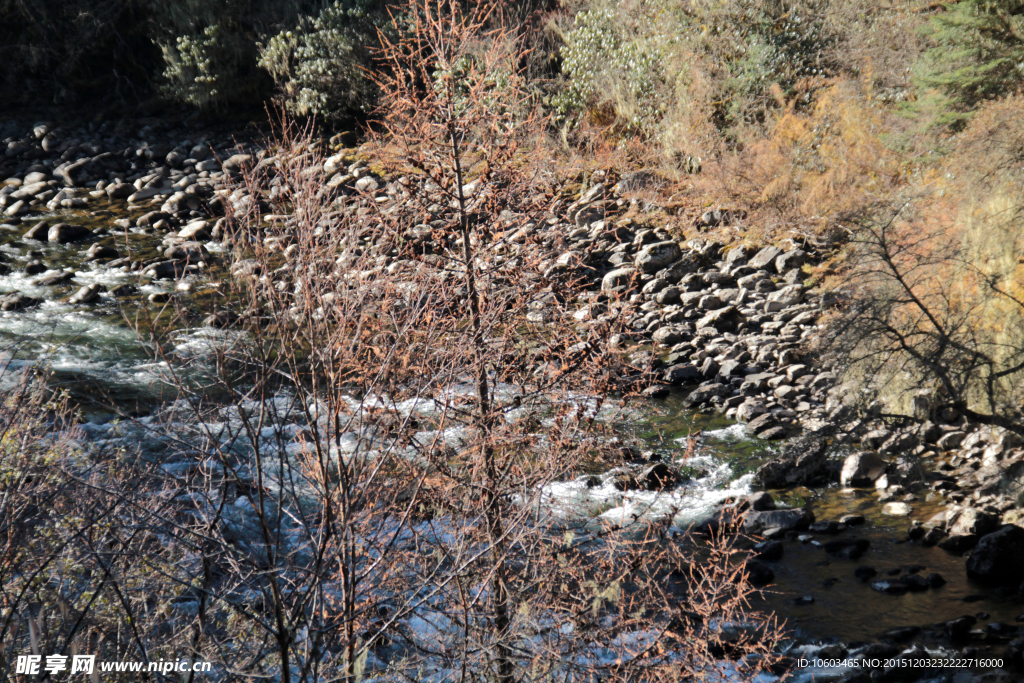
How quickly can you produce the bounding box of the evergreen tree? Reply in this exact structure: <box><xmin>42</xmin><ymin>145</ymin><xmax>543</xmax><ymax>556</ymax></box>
<box><xmin>916</xmin><ymin>0</ymin><xmax>1024</xmax><ymax>126</ymax></box>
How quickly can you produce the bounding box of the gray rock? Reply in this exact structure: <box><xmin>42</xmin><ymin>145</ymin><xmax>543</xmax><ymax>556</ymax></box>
<box><xmin>59</xmin><ymin>159</ymin><xmax>93</xmax><ymax>187</ymax></box>
<box><xmin>68</xmin><ymin>284</ymin><xmax>103</xmax><ymax>304</ymax></box>
<box><xmin>736</xmin><ymin>400</ymin><xmax>767</xmax><ymax>423</ymax></box>
<box><xmin>861</xmin><ymin>429</ymin><xmax>892</xmax><ymax>450</ymax></box>
<box><xmin>221</xmin><ymin>154</ymin><xmax>253</xmax><ymax>176</ymax></box>
<box><xmin>48</xmin><ymin>223</ymin><xmax>92</xmax><ymax>244</ymax></box>
<box><xmin>601</xmin><ymin>267</ymin><xmax>636</xmax><ymax>294</ymax></box>
<box><xmin>85</xmin><ymin>244</ymin><xmax>119</xmax><ymax>261</ymax></box>
<box><xmin>613</xmin><ymin>463</ymin><xmax>681</xmax><ymax>491</ymax></box>
<box><xmin>753</xmin><ymin>434</ymin><xmax>832</xmax><ymax>488</ymax></box>
<box><xmin>685</xmin><ymin>383</ymin><xmax>727</xmax><ymax>407</ymax></box>
<box><xmin>775</xmin><ymin>249</ymin><xmax>807</xmax><ymax>273</ymax></box>
<box><xmin>178</xmin><ymin>220</ymin><xmax>210</xmax><ymax>240</ymax></box>
<box><xmin>695</xmin><ymin>305</ymin><xmax>742</xmax><ymax>333</ymax></box>
<box><xmin>966</xmin><ymin>525</ymin><xmax>1024</xmax><ymax>585</ymax></box>
<box><xmin>948</xmin><ymin>508</ymin><xmax>999</xmax><ymax>537</ymax></box>
<box><xmin>190</xmin><ymin>144</ymin><xmax>210</xmax><ymax>161</ymax></box>
<box><xmin>654</xmin><ymin>286</ymin><xmax>680</xmax><ymax>305</ymax></box>
<box><xmin>0</xmin><ymin>293</ymin><xmax>43</xmax><ymax>311</ymax></box>
<box><xmin>355</xmin><ymin>176</ymin><xmax>379</xmax><ymax>193</ymax></box>
<box><xmin>23</xmin><ymin>221</ymin><xmax>49</xmax><ymax>240</ymax></box>
<box><xmin>635</xmin><ymin>241</ymin><xmax>682</xmax><ymax>274</ymax></box>
<box><xmin>823</xmin><ymin>538</ymin><xmax>870</xmax><ymax>559</ymax></box>
<box><xmin>32</xmin><ymin>269</ymin><xmax>75</xmax><ymax>286</ymax></box>
<box><xmin>748</xmin><ymin>246</ymin><xmax>784</xmax><ymax>272</ymax></box>
<box><xmin>743</xmin><ymin>508</ymin><xmax>814</xmax><ymax>534</ymax></box>
<box><xmin>4</xmin><ymin>200</ymin><xmax>27</xmax><ymax>216</ymax></box>
<box><xmin>144</xmin><ymin>260</ymin><xmax>189</xmax><ymax>279</ymax></box>
<box><xmin>937</xmin><ymin>431</ymin><xmax>966</xmax><ymax>450</ymax></box>
<box><xmin>840</xmin><ymin>451</ymin><xmax>885</xmax><ymax>487</ymax></box>
<box><xmin>105</xmin><ymin>182</ymin><xmax>134</xmax><ymax>199</ymax></box>
<box><xmin>664</xmin><ymin>363</ymin><xmax>700</xmax><ymax>384</ymax></box>
<box><xmin>652</xmin><ymin>326</ymin><xmax>687</xmax><ymax>346</ymax></box>
<box><xmin>766</xmin><ymin>284</ymin><xmax>804</xmax><ymax>307</ymax></box>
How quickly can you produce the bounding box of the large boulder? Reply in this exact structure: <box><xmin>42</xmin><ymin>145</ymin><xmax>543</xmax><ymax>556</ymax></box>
<box><xmin>966</xmin><ymin>525</ymin><xmax>1024</xmax><ymax>585</ymax></box>
<box><xmin>635</xmin><ymin>241</ymin><xmax>681</xmax><ymax>274</ymax></box>
<box><xmin>840</xmin><ymin>451</ymin><xmax>885</xmax><ymax>487</ymax></box>
<box><xmin>753</xmin><ymin>434</ymin><xmax>833</xmax><ymax>488</ymax></box>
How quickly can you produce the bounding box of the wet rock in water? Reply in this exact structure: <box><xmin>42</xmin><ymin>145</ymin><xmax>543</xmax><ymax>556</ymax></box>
<box><xmin>663</xmin><ymin>362</ymin><xmax>700</xmax><ymax>384</ymax></box>
<box><xmin>105</xmin><ymin>182</ymin><xmax>133</xmax><ymax>199</ymax></box>
<box><xmin>746</xmin><ymin>560</ymin><xmax>776</xmax><ymax>587</ymax></box>
<box><xmin>938</xmin><ymin>533</ymin><xmax>979</xmax><ymax>554</ymax></box>
<box><xmin>747</xmin><ymin>491</ymin><xmax>776</xmax><ymax>511</ymax></box>
<box><xmin>148</xmin><ymin>292</ymin><xmax>172</xmax><ymax>303</ymax></box>
<box><xmin>808</xmin><ymin>521</ymin><xmax>844</xmax><ymax>534</ymax></box>
<box><xmin>22</xmin><ymin>221</ymin><xmax>48</xmax><ymax>240</ymax></box>
<box><xmin>32</xmin><ymin>269</ymin><xmax>74</xmax><ymax>286</ymax></box>
<box><xmin>641</xmin><ymin>385</ymin><xmax>670</xmax><ymax>399</ymax></box>
<box><xmin>945</xmin><ymin>615</ymin><xmax>977</xmax><ymax>641</ymax></box>
<box><xmin>840</xmin><ymin>450</ymin><xmax>885</xmax><ymax>487</ymax></box>
<box><xmin>823</xmin><ymin>538</ymin><xmax>870</xmax><ymax>560</ymax></box>
<box><xmin>753</xmin><ymin>540</ymin><xmax>784</xmax><ymax>561</ymax></box>
<box><xmin>684</xmin><ymin>382</ymin><xmax>727</xmax><ymax>407</ymax></box>
<box><xmin>144</xmin><ymin>260</ymin><xmax>190</xmax><ymax>280</ymax></box>
<box><xmin>85</xmin><ymin>243</ymin><xmax>119</xmax><ymax>261</ymax></box>
<box><xmin>854</xmin><ymin>566</ymin><xmax>877</xmax><ymax>582</ymax></box>
<box><xmin>137</xmin><ymin>211</ymin><xmax>170</xmax><ymax>228</ymax></box>
<box><xmin>752</xmin><ymin>433</ymin><xmax>832</xmax><ymax>488</ymax></box>
<box><xmin>871</xmin><ymin>580</ymin><xmax>908</xmax><ymax>595</ymax></box>
<box><xmin>840</xmin><ymin>514</ymin><xmax>866</xmax><ymax>526</ymax></box>
<box><xmin>880</xmin><ymin>626</ymin><xmax>921</xmax><ymax>643</ymax></box>
<box><xmin>925</xmin><ymin>573</ymin><xmax>946</xmax><ymax>588</ymax></box>
<box><xmin>882</xmin><ymin>502</ymin><xmax>912</xmax><ymax>516</ymax></box>
<box><xmin>163</xmin><ymin>242</ymin><xmax>208</xmax><ymax>261</ymax></box>
<box><xmin>900</xmin><ymin>574</ymin><xmax>930</xmax><ymax>592</ymax></box>
<box><xmin>67</xmin><ymin>283</ymin><xmax>104</xmax><ymax>304</ymax></box>
<box><xmin>0</xmin><ymin>293</ymin><xmax>43</xmax><ymax>310</ymax></box>
<box><xmin>613</xmin><ymin>463</ymin><xmax>681</xmax><ymax>492</ymax></box>
<box><xmin>23</xmin><ymin>260</ymin><xmax>46</xmax><ymax>275</ymax></box>
<box><xmin>177</xmin><ymin>220</ymin><xmax>210</xmax><ymax>240</ymax></box>
<box><xmin>48</xmin><ymin>223</ymin><xmax>93</xmax><ymax>244</ymax></box>
<box><xmin>793</xmin><ymin>595</ymin><xmax>814</xmax><ymax>606</ymax></box>
<box><xmin>743</xmin><ymin>507</ymin><xmax>814</xmax><ymax>534</ymax></box>
<box><xmin>967</xmin><ymin>525</ymin><xmax>1024</xmax><ymax>585</ymax></box>
<box><xmin>109</xmin><ymin>284</ymin><xmax>138</xmax><ymax>297</ymax></box>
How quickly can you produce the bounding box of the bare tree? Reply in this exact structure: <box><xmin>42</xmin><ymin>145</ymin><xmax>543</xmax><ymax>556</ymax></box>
<box><xmin>826</xmin><ymin>202</ymin><xmax>1024</xmax><ymax>434</ymax></box>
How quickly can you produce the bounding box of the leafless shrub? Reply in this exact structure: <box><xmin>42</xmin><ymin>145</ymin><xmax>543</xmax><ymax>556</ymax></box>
<box><xmin>1</xmin><ymin>2</ymin><xmax>787</xmax><ymax>681</ymax></box>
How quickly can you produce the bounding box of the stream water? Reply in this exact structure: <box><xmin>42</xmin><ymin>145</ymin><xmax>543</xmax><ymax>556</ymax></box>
<box><xmin>2</xmin><ymin>202</ymin><xmax>1021</xmax><ymax>667</ymax></box>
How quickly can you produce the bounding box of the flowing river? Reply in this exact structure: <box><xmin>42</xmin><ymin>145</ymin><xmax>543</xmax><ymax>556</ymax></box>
<box><xmin>3</xmin><ymin>202</ymin><xmax>1022</xmax><ymax>675</ymax></box>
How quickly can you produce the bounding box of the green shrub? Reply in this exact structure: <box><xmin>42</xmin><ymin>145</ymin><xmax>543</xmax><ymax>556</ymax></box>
<box><xmin>915</xmin><ymin>0</ymin><xmax>1024</xmax><ymax>127</ymax></box>
<box><xmin>258</xmin><ymin>1</ymin><xmax>384</xmax><ymax>120</ymax></box>
<box><xmin>556</xmin><ymin>0</ymin><xmax>839</xmax><ymax>142</ymax></box>
<box><xmin>153</xmin><ymin>0</ymin><xmax>307</xmax><ymax>109</ymax></box>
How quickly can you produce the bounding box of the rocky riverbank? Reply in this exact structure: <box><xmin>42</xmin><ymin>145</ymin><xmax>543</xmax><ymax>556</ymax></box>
<box><xmin>4</xmin><ymin>114</ymin><xmax>1024</xmax><ymax>681</ymax></box>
